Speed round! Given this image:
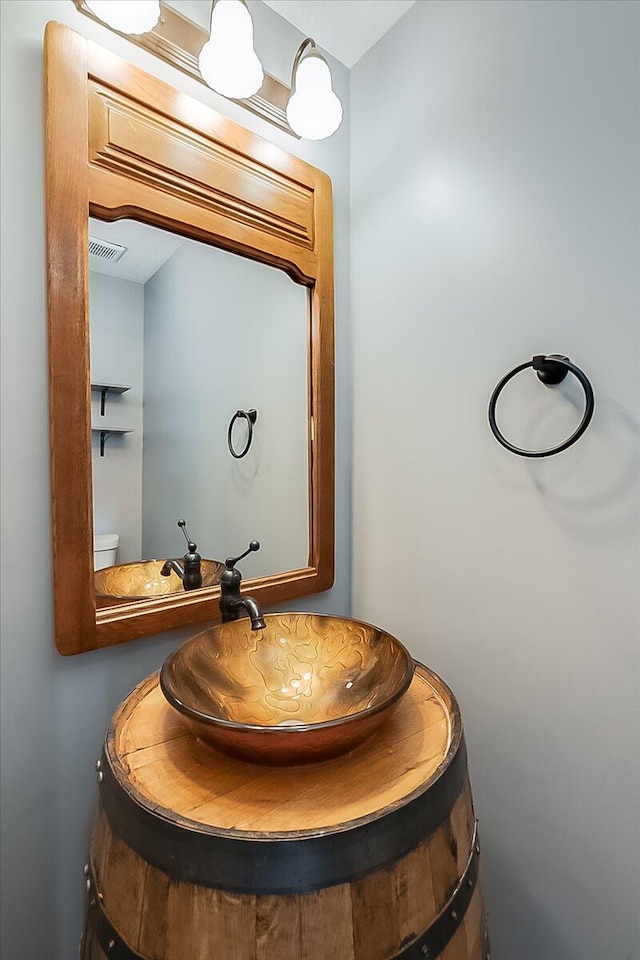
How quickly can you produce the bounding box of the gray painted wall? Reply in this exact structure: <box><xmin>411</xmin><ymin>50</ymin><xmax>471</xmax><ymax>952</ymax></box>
<box><xmin>0</xmin><ymin>2</ymin><xmax>350</xmax><ymax>958</ymax></box>
<box><xmin>142</xmin><ymin>239</ymin><xmax>309</xmax><ymax>578</ymax></box>
<box><xmin>90</xmin><ymin>272</ymin><xmax>144</xmax><ymax>565</ymax></box>
<box><xmin>351</xmin><ymin>2</ymin><xmax>640</xmax><ymax>959</ymax></box>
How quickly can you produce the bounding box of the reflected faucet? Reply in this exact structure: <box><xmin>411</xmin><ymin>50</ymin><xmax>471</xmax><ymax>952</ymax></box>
<box><xmin>160</xmin><ymin>520</ymin><xmax>203</xmax><ymax>591</ymax></box>
<box><xmin>219</xmin><ymin>541</ymin><xmax>266</xmax><ymax>630</ymax></box>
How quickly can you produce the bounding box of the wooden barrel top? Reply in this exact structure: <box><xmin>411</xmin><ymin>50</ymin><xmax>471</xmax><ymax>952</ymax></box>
<box><xmin>107</xmin><ymin>662</ymin><xmax>461</xmax><ymax>837</ymax></box>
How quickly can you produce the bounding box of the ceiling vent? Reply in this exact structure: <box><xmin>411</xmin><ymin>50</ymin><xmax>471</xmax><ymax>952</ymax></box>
<box><xmin>89</xmin><ymin>237</ymin><xmax>127</xmax><ymax>262</ymax></box>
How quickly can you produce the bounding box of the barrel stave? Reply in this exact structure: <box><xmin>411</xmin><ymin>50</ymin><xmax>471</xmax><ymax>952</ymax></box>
<box><xmin>299</xmin><ymin>886</ymin><xmax>354</xmax><ymax>960</ymax></box>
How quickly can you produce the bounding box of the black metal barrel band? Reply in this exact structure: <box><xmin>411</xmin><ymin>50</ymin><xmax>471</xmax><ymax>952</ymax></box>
<box><xmin>488</xmin><ymin>354</ymin><xmax>595</xmax><ymax>458</ymax></box>
<box><xmin>98</xmin><ymin>735</ymin><xmax>468</xmax><ymax>895</ymax></box>
<box><xmin>227</xmin><ymin>408</ymin><xmax>257</xmax><ymax>458</ymax></box>
<box><xmin>82</xmin><ymin>828</ymin><xmax>483</xmax><ymax>960</ymax></box>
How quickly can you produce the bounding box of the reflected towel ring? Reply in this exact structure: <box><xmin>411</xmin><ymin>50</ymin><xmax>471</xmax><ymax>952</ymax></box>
<box><xmin>228</xmin><ymin>409</ymin><xmax>258</xmax><ymax>459</ymax></box>
<box><xmin>488</xmin><ymin>355</ymin><xmax>595</xmax><ymax>458</ymax></box>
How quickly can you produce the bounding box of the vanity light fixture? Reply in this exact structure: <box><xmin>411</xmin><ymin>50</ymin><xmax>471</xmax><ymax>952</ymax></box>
<box><xmin>72</xmin><ymin>2</ymin><xmax>343</xmax><ymax>140</ymax></box>
<box><xmin>198</xmin><ymin>0</ymin><xmax>264</xmax><ymax>100</ymax></box>
<box><xmin>286</xmin><ymin>39</ymin><xmax>343</xmax><ymax>141</ymax></box>
<box><xmin>84</xmin><ymin>0</ymin><xmax>161</xmax><ymax>34</ymax></box>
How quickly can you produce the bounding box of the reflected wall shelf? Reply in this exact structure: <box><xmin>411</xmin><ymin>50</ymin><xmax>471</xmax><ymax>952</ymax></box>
<box><xmin>92</xmin><ymin>427</ymin><xmax>133</xmax><ymax>458</ymax></box>
<box><xmin>91</xmin><ymin>382</ymin><xmax>132</xmax><ymax>416</ymax></box>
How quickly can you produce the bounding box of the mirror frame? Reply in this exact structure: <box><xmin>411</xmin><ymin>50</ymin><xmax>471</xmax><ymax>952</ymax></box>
<box><xmin>44</xmin><ymin>23</ymin><xmax>334</xmax><ymax>655</ymax></box>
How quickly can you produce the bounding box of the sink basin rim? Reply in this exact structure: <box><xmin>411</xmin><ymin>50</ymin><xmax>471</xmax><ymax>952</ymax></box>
<box><xmin>159</xmin><ymin>612</ymin><xmax>415</xmax><ymax>736</ymax></box>
<box><xmin>94</xmin><ymin>557</ymin><xmax>225</xmax><ymax>600</ymax></box>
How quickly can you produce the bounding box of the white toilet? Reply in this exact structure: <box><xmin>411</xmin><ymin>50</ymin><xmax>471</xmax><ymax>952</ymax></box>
<box><xmin>94</xmin><ymin>533</ymin><xmax>119</xmax><ymax>570</ymax></box>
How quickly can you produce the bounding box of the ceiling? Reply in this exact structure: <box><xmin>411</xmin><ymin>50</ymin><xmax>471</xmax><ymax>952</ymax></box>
<box><xmin>88</xmin><ymin>219</ymin><xmax>185</xmax><ymax>283</ymax></box>
<box><xmin>261</xmin><ymin>0</ymin><xmax>417</xmax><ymax>68</ymax></box>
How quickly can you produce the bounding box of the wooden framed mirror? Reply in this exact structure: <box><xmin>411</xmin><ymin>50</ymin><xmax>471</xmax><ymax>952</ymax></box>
<box><xmin>44</xmin><ymin>22</ymin><xmax>334</xmax><ymax>655</ymax></box>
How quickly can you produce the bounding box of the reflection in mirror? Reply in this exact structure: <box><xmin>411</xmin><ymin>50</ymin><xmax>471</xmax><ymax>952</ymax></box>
<box><xmin>88</xmin><ymin>218</ymin><xmax>310</xmax><ymax>606</ymax></box>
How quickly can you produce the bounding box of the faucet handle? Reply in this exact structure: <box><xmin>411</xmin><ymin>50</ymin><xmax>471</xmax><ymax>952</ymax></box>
<box><xmin>225</xmin><ymin>540</ymin><xmax>260</xmax><ymax>570</ymax></box>
<box><xmin>178</xmin><ymin>518</ymin><xmax>197</xmax><ymax>553</ymax></box>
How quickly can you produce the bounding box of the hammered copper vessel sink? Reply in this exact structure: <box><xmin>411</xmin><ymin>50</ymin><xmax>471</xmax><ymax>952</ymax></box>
<box><xmin>160</xmin><ymin>613</ymin><xmax>414</xmax><ymax>764</ymax></box>
<box><xmin>95</xmin><ymin>559</ymin><xmax>224</xmax><ymax>605</ymax></box>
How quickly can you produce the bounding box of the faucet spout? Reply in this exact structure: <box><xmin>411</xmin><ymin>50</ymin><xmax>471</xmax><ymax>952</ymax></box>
<box><xmin>161</xmin><ymin>559</ymin><xmax>184</xmax><ymax>580</ymax></box>
<box><xmin>237</xmin><ymin>596</ymin><xmax>266</xmax><ymax>631</ymax></box>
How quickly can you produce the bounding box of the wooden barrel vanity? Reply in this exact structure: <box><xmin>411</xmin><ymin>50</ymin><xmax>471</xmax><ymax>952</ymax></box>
<box><xmin>82</xmin><ymin>663</ymin><xmax>488</xmax><ymax>960</ymax></box>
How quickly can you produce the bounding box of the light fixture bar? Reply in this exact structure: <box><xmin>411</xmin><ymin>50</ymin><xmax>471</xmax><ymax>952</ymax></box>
<box><xmin>72</xmin><ymin>0</ymin><xmax>298</xmax><ymax>137</ymax></box>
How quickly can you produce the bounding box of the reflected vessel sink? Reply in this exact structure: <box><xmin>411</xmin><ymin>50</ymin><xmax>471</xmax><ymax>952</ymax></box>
<box><xmin>160</xmin><ymin>613</ymin><xmax>414</xmax><ymax>764</ymax></box>
<box><xmin>95</xmin><ymin>558</ymin><xmax>224</xmax><ymax>604</ymax></box>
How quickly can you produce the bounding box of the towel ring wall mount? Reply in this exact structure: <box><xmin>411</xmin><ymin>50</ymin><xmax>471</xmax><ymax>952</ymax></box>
<box><xmin>488</xmin><ymin>355</ymin><xmax>595</xmax><ymax>458</ymax></box>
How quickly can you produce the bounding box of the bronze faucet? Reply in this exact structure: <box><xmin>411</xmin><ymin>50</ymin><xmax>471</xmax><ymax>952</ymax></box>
<box><xmin>160</xmin><ymin>519</ymin><xmax>202</xmax><ymax>591</ymax></box>
<box><xmin>219</xmin><ymin>541</ymin><xmax>266</xmax><ymax>630</ymax></box>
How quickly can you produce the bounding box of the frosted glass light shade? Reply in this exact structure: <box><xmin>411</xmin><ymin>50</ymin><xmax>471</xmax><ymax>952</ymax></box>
<box><xmin>85</xmin><ymin>1</ymin><xmax>161</xmax><ymax>34</ymax></box>
<box><xmin>286</xmin><ymin>52</ymin><xmax>343</xmax><ymax>141</ymax></box>
<box><xmin>199</xmin><ymin>0</ymin><xmax>264</xmax><ymax>99</ymax></box>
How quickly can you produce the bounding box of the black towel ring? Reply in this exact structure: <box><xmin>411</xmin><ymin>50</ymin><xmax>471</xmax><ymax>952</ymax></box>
<box><xmin>488</xmin><ymin>355</ymin><xmax>595</xmax><ymax>458</ymax></box>
<box><xmin>228</xmin><ymin>408</ymin><xmax>257</xmax><ymax>459</ymax></box>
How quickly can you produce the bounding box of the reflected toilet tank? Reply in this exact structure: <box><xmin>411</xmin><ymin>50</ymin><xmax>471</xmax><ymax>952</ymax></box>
<box><xmin>94</xmin><ymin>533</ymin><xmax>119</xmax><ymax>570</ymax></box>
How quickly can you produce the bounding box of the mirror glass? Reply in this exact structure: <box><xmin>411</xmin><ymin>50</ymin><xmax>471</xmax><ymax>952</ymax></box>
<box><xmin>88</xmin><ymin>217</ymin><xmax>310</xmax><ymax>607</ymax></box>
